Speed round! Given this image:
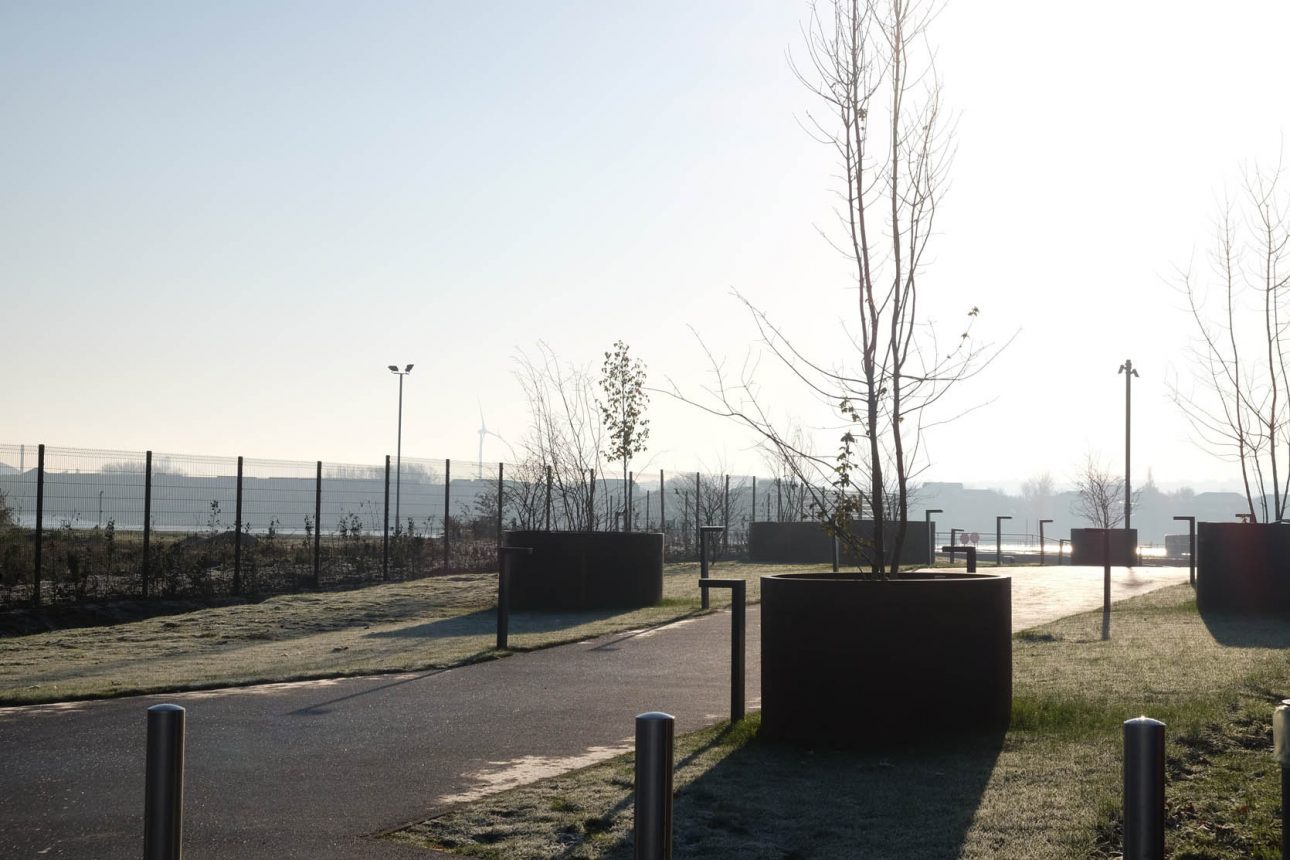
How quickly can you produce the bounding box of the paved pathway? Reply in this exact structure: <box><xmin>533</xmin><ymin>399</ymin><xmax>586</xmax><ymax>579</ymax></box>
<box><xmin>0</xmin><ymin>565</ymin><xmax>1191</xmax><ymax>859</ymax></box>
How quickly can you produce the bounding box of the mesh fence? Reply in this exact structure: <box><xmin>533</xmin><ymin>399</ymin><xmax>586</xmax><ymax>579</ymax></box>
<box><xmin>0</xmin><ymin>442</ymin><xmax>882</xmax><ymax>608</ymax></box>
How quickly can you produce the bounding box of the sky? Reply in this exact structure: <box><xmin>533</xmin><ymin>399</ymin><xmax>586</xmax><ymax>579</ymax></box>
<box><xmin>2</xmin><ymin>0</ymin><xmax>1289</xmax><ymax>493</ymax></box>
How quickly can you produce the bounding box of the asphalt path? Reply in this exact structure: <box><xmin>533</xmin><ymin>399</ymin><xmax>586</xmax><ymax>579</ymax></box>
<box><xmin>0</xmin><ymin>564</ymin><xmax>1190</xmax><ymax>859</ymax></box>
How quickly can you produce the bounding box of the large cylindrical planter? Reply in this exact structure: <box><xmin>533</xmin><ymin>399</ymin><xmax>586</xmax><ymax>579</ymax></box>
<box><xmin>747</xmin><ymin>521</ymin><xmax>932</xmax><ymax>566</ymax></box>
<box><xmin>1069</xmin><ymin>529</ymin><xmax>1138</xmax><ymax>566</ymax></box>
<box><xmin>760</xmin><ymin>572</ymin><xmax>1012</xmax><ymax>745</ymax></box>
<box><xmin>502</xmin><ymin>531</ymin><xmax>663</xmax><ymax>611</ymax></box>
<box><xmin>1196</xmin><ymin>522</ymin><xmax>1290</xmax><ymax>613</ymax></box>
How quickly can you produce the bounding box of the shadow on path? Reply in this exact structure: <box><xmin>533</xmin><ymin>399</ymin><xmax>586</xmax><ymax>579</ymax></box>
<box><xmin>287</xmin><ymin>668</ymin><xmax>448</xmax><ymax>717</ymax></box>
<box><xmin>597</xmin><ymin>729</ymin><xmax>1005</xmax><ymax>859</ymax></box>
<box><xmin>1199</xmin><ymin>608</ymin><xmax>1290</xmax><ymax>648</ymax></box>
<box><xmin>365</xmin><ymin>608</ymin><xmax>627</xmax><ymax>640</ymax></box>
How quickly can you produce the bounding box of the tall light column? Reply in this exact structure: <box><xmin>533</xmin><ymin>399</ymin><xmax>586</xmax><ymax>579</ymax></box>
<box><xmin>1118</xmin><ymin>360</ymin><xmax>1139</xmax><ymax>529</ymax></box>
<box><xmin>388</xmin><ymin>364</ymin><xmax>414</xmax><ymax>534</ymax></box>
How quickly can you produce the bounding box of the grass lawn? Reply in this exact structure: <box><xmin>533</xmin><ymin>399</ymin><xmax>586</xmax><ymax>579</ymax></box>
<box><xmin>388</xmin><ymin>584</ymin><xmax>1290</xmax><ymax>859</ymax></box>
<box><xmin>0</xmin><ymin>561</ymin><xmax>818</xmax><ymax>706</ymax></box>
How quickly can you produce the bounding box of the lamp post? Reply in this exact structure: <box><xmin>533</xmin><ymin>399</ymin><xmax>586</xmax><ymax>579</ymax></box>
<box><xmin>1118</xmin><ymin>359</ymin><xmax>1139</xmax><ymax>530</ymax></box>
<box><xmin>388</xmin><ymin>364</ymin><xmax>414</xmax><ymax>535</ymax></box>
<box><xmin>1039</xmin><ymin>519</ymin><xmax>1053</xmax><ymax>565</ymax></box>
<box><xmin>996</xmin><ymin>515</ymin><xmax>1012</xmax><ymax>566</ymax></box>
<box><xmin>925</xmin><ymin>509</ymin><xmax>943</xmax><ymax>565</ymax></box>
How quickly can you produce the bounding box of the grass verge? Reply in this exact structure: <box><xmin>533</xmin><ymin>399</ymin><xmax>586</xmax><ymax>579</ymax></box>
<box><xmin>388</xmin><ymin>584</ymin><xmax>1290</xmax><ymax>859</ymax></box>
<box><xmin>0</xmin><ymin>561</ymin><xmax>814</xmax><ymax>706</ymax></box>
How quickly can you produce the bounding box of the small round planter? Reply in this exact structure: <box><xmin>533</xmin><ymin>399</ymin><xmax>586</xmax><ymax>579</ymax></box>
<box><xmin>502</xmin><ymin>530</ymin><xmax>663</xmax><ymax>611</ymax></box>
<box><xmin>1197</xmin><ymin>522</ymin><xmax>1290</xmax><ymax>614</ymax></box>
<box><xmin>760</xmin><ymin>571</ymin><xmax>1012</xmax><ymax>746</ymax></box>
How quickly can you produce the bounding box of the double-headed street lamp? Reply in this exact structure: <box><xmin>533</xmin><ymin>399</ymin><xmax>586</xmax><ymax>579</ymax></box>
<box><xmin>1118</xmin><ymin>359</ymin><xmax>1139</xmax><ymax>529</ymax></box>
<box><xmin>388</xmin><ymin>364</ymin><xmax>414</xmax><ymax>534</ymax></box>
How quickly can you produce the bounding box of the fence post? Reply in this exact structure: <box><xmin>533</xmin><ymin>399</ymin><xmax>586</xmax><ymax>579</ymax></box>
<box><xmin>33</xmin><ymin>443</ymin><xmax>44</xmax><ymax>607</ymax></box>
<box><xmin>699</xmin><ymin>526</ymin><xmax>724</xmax><ymax>611</ymax></box>
<box><xmin>659</xmin><ymin>469</ymin><xmax>665</xmax><ymax>562</ymax></box>
<box><xmin>144</xmin><ymin>703</ymin><xmax>186</xmax><ymax>860</ymax></box>
<box><xmin>776</xmin><ymin>478</ymin><xmax>782</xmax><ymax>522</ymax></box>
<box><xmin>722</xmin><ymin>475</ymin><xmax>730</xmax><ymax>553</ymax></box>
<box><xmin>634</xmin><ymin>711</ymin><xmax>674</xmax><ymax>860</ymax></box>
<box><xmin>544</xmin><ymin>464</ymin><xmax>552</xmax><ymax>531</ymax></box>
<box><xmin>496</xmin><ymin>462</ymin><xmax>505</xmax><ymax>552</ymax></box>
<box><xmin>627</xmin><ymin>470</ymin><xmax>634</xmax><ymax>533</ymax></box>
<box><xmin>313</xmin><ymin>461</ymin><xmax>322</xmax><ymax>589</ymax></box>
<box><xmin>694</xmin><ymin>472</ymin><xmax>700</xmax><ymax>557</ymax></box>
<box><xmin>443</xmin><ymin>458</ymin><xmax>451</xmax><ymax>571</ymax></box>
<box><xmin>143</xmin><ymin>450</ymin><xmax>152</xmax><ymax>599</ymax></box>
<box><xmin>383</xmin><ymin>455</ymin><xmax>390</xmax><ymax>580</ymax></box>
<box><xmin>1123</xmin><ymin>716</ymin><xmax>1166</xmax><ymax>860</ymax></box>
<box><xmin>233</xmin><ymin>456</ymin><xmax>243</xmax><ymax>596</ymax></box>
<box><xmin>588</xmin><ymin>468</ymin><xmax>595</xmax><ymax>531</ymax></box>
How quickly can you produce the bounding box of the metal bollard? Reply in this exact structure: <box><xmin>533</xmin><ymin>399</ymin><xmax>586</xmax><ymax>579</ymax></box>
<box><xmin>144</xmin><ymin>704</ymin><xmax>186</xmax><ymax>860</ymax></box>
<box><xmin>1123</xmin><ymin>716</ymin><xmax>1166</xmax><ymax>860</ymax></box>
<box><xmin>635</xmin><ymin>712</ymin><xmax>674</xmax><ymax>860</ymax></box>
<box><xmin>1275</xmin><ymin>700</ymin><xmax>1290</xmax><ymax>860</ymax></box>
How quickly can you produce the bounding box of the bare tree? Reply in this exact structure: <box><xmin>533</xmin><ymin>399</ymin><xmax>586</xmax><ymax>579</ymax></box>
<box><xmin>671</xmin><ymin>0</ymin><xmax>999</xmax><ymax>577</ymax></box>
<box><xmin>1171</xmin><ymin>163</ymin><xmax>1290</xmax><ymax>523</ymax></box>
<box><xmin>1020</xmin><ymin>471</ymin><xmax>1055</xmax><ymax>521</ymax></box>
<box><xmin>514</xmin><ymin>342</ymin><xmax>606</xmax><ymax>531</ymax></box>
<box><xmin>1072</xmin><ymin>454</ymin><xmax>1128</xmax><ymax>529</ymax></box>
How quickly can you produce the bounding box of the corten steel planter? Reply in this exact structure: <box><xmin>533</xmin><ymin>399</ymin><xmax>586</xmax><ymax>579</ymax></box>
<box><xmin>760</xmin><ymin>571</ymin><xmax>1012</xmax><ymax>746</ymax></box>
<box><xmin>1069</xmin><ymin>528</ymin><xmax>1138</xmax><ymax>566</ymax></box>
<box><xmin>1196</xmin><ymin>522</ymin><xmax>1290</xmax><ymax>613</ymax></box>
<box><xmin>502</xmin><ymin>530</ymin><xmax>663</xmax><ymax>611</ymax></box>
<box><xmin>748</xmin><ymin>521</ymin><xmax>932</xmax><ymax>566</ymax></box>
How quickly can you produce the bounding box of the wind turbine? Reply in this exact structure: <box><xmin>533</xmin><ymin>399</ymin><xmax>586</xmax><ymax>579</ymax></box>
<box><xmin>477</xmin><ymin>405</ymin><xmax>508</xmax><ymax>479</ymax></box>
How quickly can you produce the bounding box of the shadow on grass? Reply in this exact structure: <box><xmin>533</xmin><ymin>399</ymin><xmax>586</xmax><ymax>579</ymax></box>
<box><xmin>599</xmin><ymin>728</ymin><xmax>1006</xmax><ymax>859</ymax></box>
<box><xmin>1199</xmin><ymin>609</ymin><xmax>1290</xmax><ymax>648</ymax></box>
<box><xmin>365</xmin><ymin>608</ymin><xmax>630</xmax><ymax>640</ymax></box>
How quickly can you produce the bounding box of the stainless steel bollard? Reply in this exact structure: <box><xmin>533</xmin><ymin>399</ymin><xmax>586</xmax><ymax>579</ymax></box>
<box><xmin>1275</xmin><ymin>701</ymin><xmax>1290</xmax><ymax>860</ymax></box>
<box><xmin>1123</xmin><ymin>716</ymin><xmax>1166</xmax><ymax>860</ymax></box>
<box><xmin>144</xmin><ymin>703</ymin><xmax>186</xmax><ymax>860</ymax></box>
<box><xmin>634</xmin><ymin>711</ymin><xmax>674</xmax><ymax>860</ymax></box>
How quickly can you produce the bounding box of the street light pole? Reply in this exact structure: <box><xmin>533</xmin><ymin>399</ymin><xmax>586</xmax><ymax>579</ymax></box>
<box><xmin>925</xmin><ymin>509</ymin><xmax>943</xmax><ymax>566</ymax></box>
<box><xmin>388</xmin><ymin>364</ymin><xmax>414</xmax><ymax>535</ymax></box>
<box><xmin>1039</xmin><ymin>519</ymin><xmax>1053</xmax><ymax>565</ymax></box>
<box><xmin>1119</xmin><ymin>359</ymin><xmax>1139</xmax><ymax>530</ymax></box>
<box><xmin>996</xmin><ymin>515</ymin><xmax>1012</xmax><ymax>566</ymax></box>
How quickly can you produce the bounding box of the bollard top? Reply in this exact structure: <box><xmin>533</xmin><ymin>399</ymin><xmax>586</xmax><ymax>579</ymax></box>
<box><xmin>1123</xmin><ymin>715</ymin><xmax>1166</xmax><ymax>729</ymax></box>
<box><xmin>1275</xmin><ymin>705</ymin><xmax>1290</xmax><ymax>767</ymax></box>
<box><xmin>636</xmin><ymin>711</ymin><xmax>675</xmax><ymax>723</ymax></box>
<box><xmin>147</xmin><ymin>703</ymin><xmax>185</xmax><ymax>714</ymax></box>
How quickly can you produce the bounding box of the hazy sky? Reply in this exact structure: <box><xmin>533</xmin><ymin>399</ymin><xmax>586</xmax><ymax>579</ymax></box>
<box><xmin>3</xmin><ymin>0</ymin><xmax>1288</xmax><ymax>491</ymax></box>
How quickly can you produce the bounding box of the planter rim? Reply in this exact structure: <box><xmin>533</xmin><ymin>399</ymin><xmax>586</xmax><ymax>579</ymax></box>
<box><xmin>763</xmin><ymin>571</ymin><xmax>1009</xmax><ymax>584</ymax></box>
<box><xmin>503</xmin><ymin>529</ymin><xmax>663</xmax><ymax>537</ymax></box>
